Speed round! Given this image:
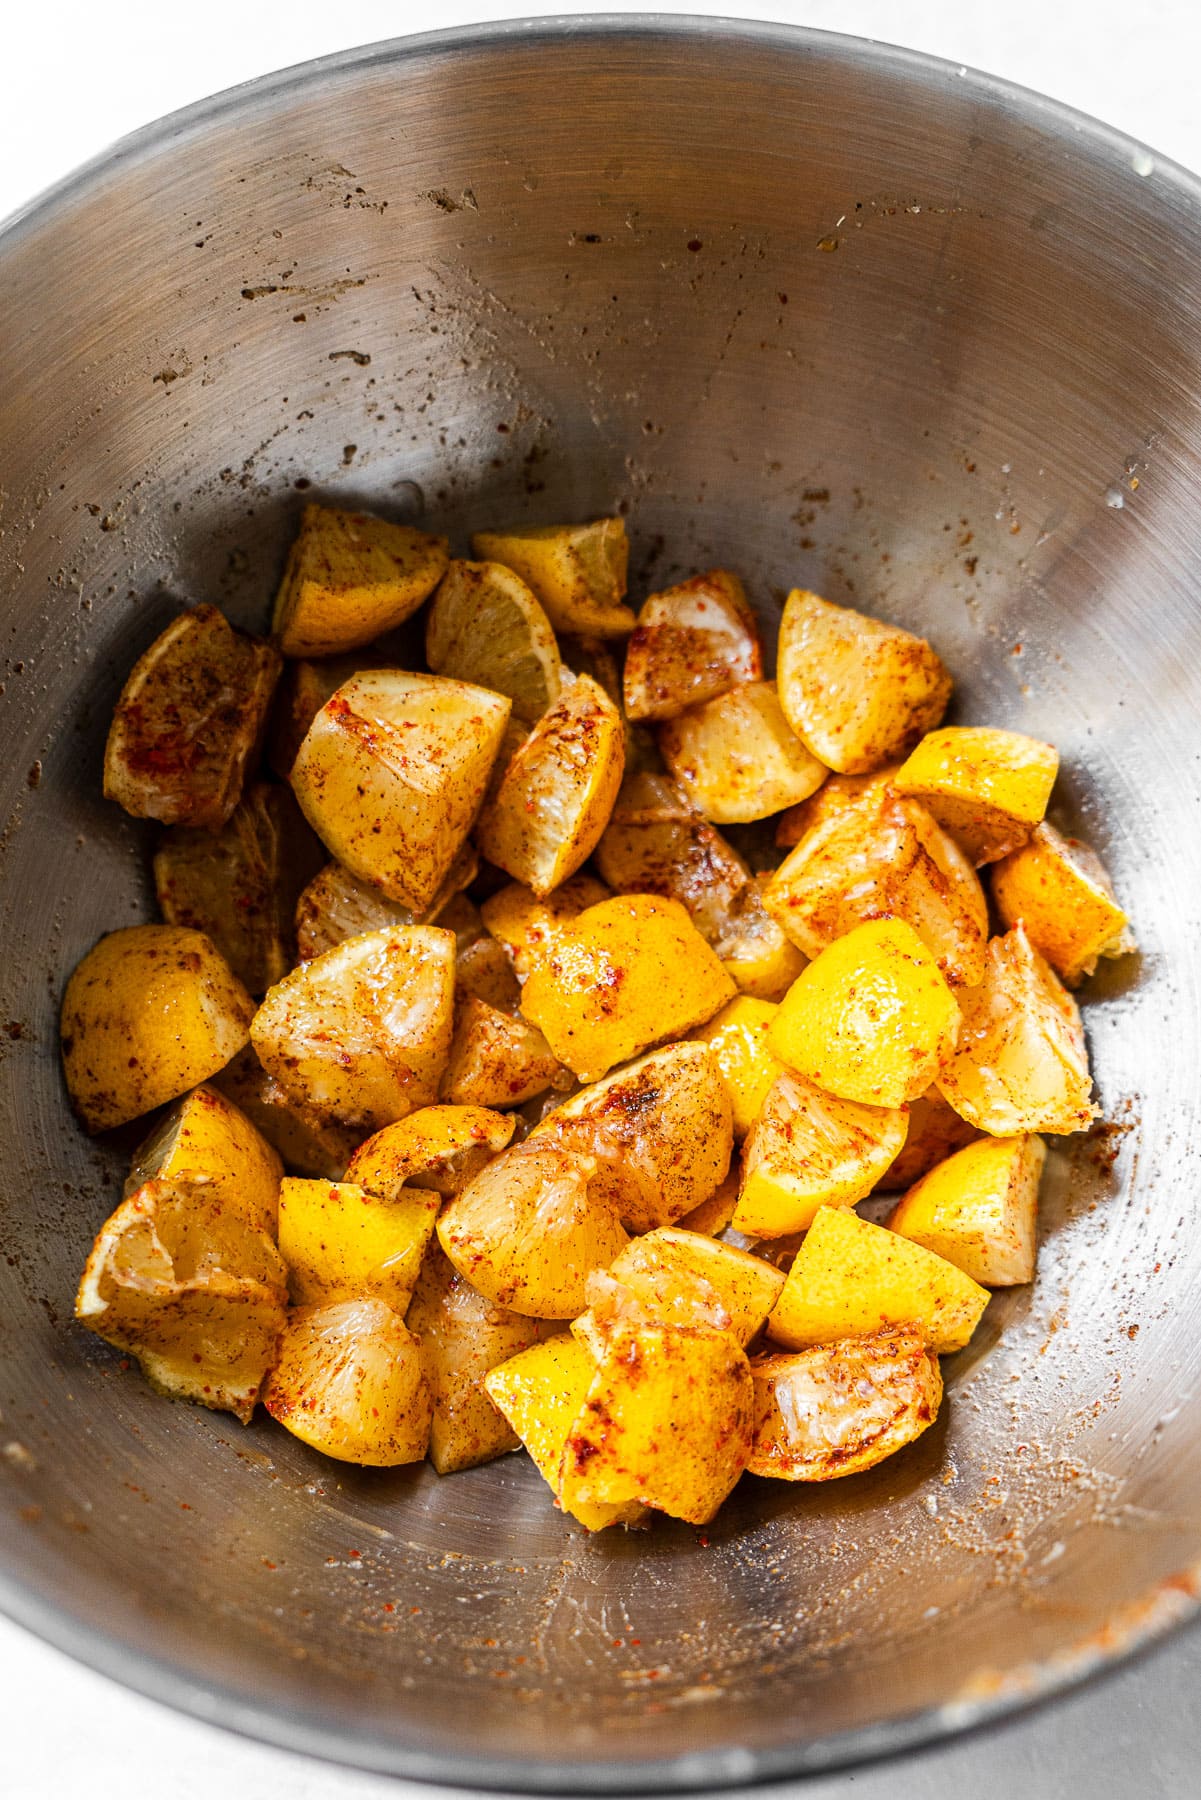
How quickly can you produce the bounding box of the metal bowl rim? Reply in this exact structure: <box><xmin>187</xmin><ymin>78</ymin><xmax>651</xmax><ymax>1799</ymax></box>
<box><xmin>2</xmin><ymin>12</ymin><xmax>1199</xmax><ymax>1789</ymax></box>
<box><xmin>4</xmin><ymin>11</ymin><xmax>1201</xmax><ymax>249</ymax></box>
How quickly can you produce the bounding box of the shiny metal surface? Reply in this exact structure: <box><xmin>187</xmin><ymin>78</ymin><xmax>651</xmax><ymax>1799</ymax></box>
<box><xmin>2</xmin><ymin>16</ymin><xmax>1201</xmax><ymax>1789</ymax></box>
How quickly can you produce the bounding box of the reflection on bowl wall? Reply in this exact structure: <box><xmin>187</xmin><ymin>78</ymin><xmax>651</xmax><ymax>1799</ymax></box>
<box><xmin>1</xmin><ymin>18</ymin><xmax>1200</xmax><ymax>1791</ymax></box>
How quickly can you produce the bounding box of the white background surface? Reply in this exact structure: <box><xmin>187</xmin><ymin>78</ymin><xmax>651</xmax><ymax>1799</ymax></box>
<box><xmin>4</xmin><ymin>3</ymin><xmax>1201</xmax><ymax>1796</ymax></box>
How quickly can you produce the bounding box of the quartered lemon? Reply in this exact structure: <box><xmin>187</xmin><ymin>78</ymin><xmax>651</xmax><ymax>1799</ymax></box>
<box><xmin>425</xmin><ymin>559</ymin><xmax>562</xmax><ymax>723</ymax></box>
<box><xmin>437</xmin><ymin>1140</ymin><xmax>629</xmax><ymax>1318</ymax></box>
<box><xmin>475</xmin><ymin>674</ymin><xmax>625</xmax><ymax>897</ymax></box>
<box><xmin>347</xmin><ymin>1105</ymin><xmax>515</xmax><ymax>1199</ymax></box>
<box><xmin>60</xmin><ymin>924</ymin><xmax>255</xmax><ymax>1134</ymax></box>
<box><xmin>276</xmin><ymin>1176</ymin><xmax>440</xmax><ymax>1309</ymax></box>
<box><xmin>407</xmin><ymin>1242</ymin><xmax>561</xmax><ymax>1475</ymax></box>
<box><xmin>471</xmin><ymin>518</ymin><xmax>635</xmax><ymax>638</ymax></box>
<box><xmin>75</xmin><ymin>1175</ymin><xmax>287</xmax><ymax>1422</ymax></box>
<box><xmin>768</xmin><ymin>918</ymin><xmax>961</xmax><ymax>1109</ymax></box>
<box><xmin>262</xmin><ymin>1297</ymin><xmax>432</xmax><ymax>1466</ymax></box>
<box><xmin>103</xmin><ymin>604</ymin><xmax>281</xmax><ymax>829</ymax></box>
<box><xmin>125</xmin><ymin>1083</ymin><xmax>283</xmax><ymax>1234</ymax></box>
<box><xmin>273</xmin><ymin>503</ymin><xmax>449</xmax><ymax>658</ymax></box>
<box><xmin>479</xmin><ymin>873</ymin><xmax>611</xmax><ymax>980</ymax></box>
<box><xmin>293</xmin><ymin>843</ymin><xmax>477</xmax><ymax>963</ymax></box>
<box><xmin>749</xmin><ymin>1329</ymin><xmax>943</xmax><ymax>1481</ymax></box>
<box><xmin>520</xmin><ymin>894</ymin><xmax>736</xmax><ymax>1083</ymax></box>
<box><xmin>484</xmin><ymin>1335</ymin><xmax>645</xmax><ymax>1530</ymax></box>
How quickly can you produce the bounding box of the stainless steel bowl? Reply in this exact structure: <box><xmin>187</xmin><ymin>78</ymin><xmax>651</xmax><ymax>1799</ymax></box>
<box><xmin>2</xmin><ymin>17</ymin><xmax>1201</xmax><ymax>1789</ymax></box>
